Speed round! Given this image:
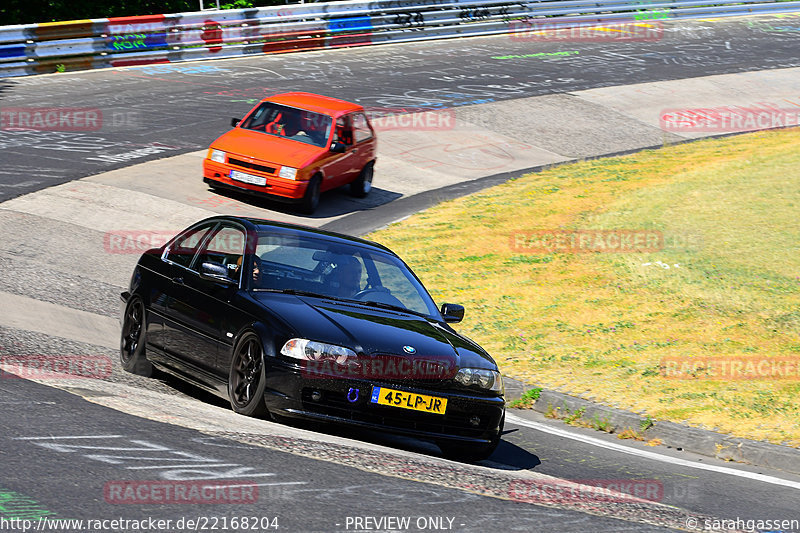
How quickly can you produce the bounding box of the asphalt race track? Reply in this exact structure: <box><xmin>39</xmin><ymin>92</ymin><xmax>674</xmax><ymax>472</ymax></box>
<box><xmin>1</xmin><ymin>15</ymin><xmax>800</xmax><ymax>201</ymax></box>
<box><xmin>1</xmin><ymin>14</ymin><xmax>800</xmax><ymax>533</ymax></box>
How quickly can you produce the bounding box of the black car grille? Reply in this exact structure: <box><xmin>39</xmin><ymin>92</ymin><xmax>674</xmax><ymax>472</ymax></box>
<box><xmin>229</xmin><ymin>157</ymin><xmax>276</xmax><ymax>174</ymax></box>
<box><xmin>300</xmin><ymin>388</ymin><xmax>492</xmax><ymax>438</ymax></box>
<box><xmin>351</xmin><ymin>352</ymin><xmax>457</xmax><ymax>390</ymax></box>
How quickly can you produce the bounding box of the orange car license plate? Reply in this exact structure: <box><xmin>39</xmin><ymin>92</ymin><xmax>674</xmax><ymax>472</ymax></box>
<box><xmin>230</xmin><ymin>170</ymin><xmax>266</xmax><ymax>186</ymax></box>
<box><xmin>370</xmin><ymin>386</ymin><xmax>447</xmax><ymax>415</ymax></box>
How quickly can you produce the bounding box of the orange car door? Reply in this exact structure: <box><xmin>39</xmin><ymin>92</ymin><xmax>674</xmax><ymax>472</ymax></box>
<box><xmin>350</xmin><ymin>111</ymin><xmax>376</xmax><ymax>170</ymax></box>
<box><xmin>321</xmin><ymin>116</ymin><xmax>358</xmax><ymax>189</ymax></box>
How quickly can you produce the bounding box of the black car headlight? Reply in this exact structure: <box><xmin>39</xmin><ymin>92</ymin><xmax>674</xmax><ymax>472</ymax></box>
<box><xmin>280</xmin><ymin>338</ymin><xmax>356</xmax><ymax>364</ymax></box>
<box><xmin>455</xmin><ymin>368</ymin><xmax>504</xmax><ymax>393</ymax></box>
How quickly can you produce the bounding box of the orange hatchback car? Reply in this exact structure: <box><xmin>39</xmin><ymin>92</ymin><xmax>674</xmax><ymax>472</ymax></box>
<box><xmin>203</xmin><ymin>92</ymin><xmax>377</xmax><ymax>214</ymax></box>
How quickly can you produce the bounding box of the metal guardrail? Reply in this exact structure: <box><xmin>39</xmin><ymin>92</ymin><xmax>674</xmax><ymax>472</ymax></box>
<box><xmin>1</xmin><ymin>0</ymin><xmax>798</xmax><ymax>77</ymax></box>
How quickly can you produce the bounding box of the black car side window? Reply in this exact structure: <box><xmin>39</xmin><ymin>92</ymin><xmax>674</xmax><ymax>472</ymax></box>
<box><xmin>165</xmin><ymin>224</ymin><xmax>215</xmax><ymax>268</ymax></box>
<box><xmin>194</xmin><ymin>225</ymin><xmax>246</xmax><ymax>282</ymax></box>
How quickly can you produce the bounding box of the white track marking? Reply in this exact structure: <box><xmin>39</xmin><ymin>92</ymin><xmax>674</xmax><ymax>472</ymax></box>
<box><xmin>505</xmin><ymin>413</ymin><xmax>800</xmax><ymax>491</ymax></box>
<box><xmin>15</xmin><ymin>435</ymin><xmax>124</xmax><ymax>440</ymax></box>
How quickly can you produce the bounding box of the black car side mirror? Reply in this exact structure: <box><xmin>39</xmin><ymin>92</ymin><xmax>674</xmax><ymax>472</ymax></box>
<box><xmin>330</xmin><ymin>141</ymin><xmax>347</xmax><ymax>153</ymax></box>
<box><xmin>440</xmin><ymin>303</ymin><xmax>465</xmax><ymax>323</ymax></box>
<box><xmin>200</xmin><ymin>262</ymin><xmax>236</xmax><ymax>284</ymax></box>
<box><xmin>231</xmin><ymin>117</ymin><xmax>241</xmax><ymax>127</ymax></box>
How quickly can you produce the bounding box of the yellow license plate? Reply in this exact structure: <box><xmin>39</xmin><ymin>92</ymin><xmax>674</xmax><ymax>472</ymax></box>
<box><xmin>370</xmin><ymin>386</ymin><xmax>447</xmax><ymax>415</ymax></box>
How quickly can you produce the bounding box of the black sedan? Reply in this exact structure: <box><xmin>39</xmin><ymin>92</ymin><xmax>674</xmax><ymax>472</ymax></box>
<box><xmin>120</xmin><ymin>216</ymin><xmax>505</xmax><ymax>461</ymax></box>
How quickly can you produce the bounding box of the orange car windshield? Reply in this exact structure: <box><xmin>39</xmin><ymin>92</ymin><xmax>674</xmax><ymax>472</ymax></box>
<box><xmin>240</xmin><ymin>102</ymin><xmax>333</xmax><ymax>148</ymax></box>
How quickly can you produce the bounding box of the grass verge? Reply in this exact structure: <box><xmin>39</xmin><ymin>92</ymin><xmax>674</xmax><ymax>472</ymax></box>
<box><xmin>368</xmin><ymin>127</ymin><xmax>800</xmax><ymax>447</ymax></box>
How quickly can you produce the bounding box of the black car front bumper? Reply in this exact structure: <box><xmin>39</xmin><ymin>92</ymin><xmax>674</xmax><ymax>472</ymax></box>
<box><xmin>263</xmin><ymin>359</ymin><xmax>505</xmax><ymax>445</ymax></box>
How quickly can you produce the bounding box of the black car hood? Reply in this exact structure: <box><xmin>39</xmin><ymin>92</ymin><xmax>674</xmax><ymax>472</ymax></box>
<box><xmin>251</xmin><ymin>292</ymin><xmax>497</xmax><ymax>370</ymax></box>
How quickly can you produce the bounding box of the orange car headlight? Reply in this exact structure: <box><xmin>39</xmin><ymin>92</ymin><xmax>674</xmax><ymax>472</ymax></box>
<box><xmin>209</xmin><ymin>149</ymin><xmax>226</xmax><ymax>164</ymax></box>
<box><xmin>278</xmin><ymin>166</ymin><xmax>298</xmax><ymax>180</ymax></box>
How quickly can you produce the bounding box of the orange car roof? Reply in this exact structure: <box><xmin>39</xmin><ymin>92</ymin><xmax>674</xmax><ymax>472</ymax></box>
<box><xmin>264</xmin><ymin>92</ymin><xmax>363</xmax><ymax>117</ymax></box>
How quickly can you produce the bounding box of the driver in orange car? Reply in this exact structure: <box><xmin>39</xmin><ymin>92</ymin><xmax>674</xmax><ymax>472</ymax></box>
<box><xmin>299</xmin><ymin>111</ymin><xmax>328</xmax><ymax>144</ymax></box>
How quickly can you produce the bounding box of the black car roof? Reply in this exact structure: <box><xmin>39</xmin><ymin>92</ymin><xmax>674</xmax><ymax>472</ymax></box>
<box><xmin>201</xmin><ymin>216</ymin><xmax>394</xmax><ymax>255</ymax></box>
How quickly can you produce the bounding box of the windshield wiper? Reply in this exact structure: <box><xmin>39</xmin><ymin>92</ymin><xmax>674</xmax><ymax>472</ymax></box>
<box><xmin>257</xmin><ymin>288</ymin><xmax>351</xmax><ymax>303</ymax></box>
<box><xmin>356</xmin><ymin>299</ymin><xmax>429</xmax><ymax>318</ymax></box>
<box><xmin>259</xmin><ymin>288</ymin><xmax>431</xmax><ymax>318</ymax></box>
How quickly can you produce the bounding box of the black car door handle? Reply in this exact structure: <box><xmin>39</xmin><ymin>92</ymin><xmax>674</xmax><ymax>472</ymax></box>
<box><xmin>172</xmin><ymin>277</ymin><xmax>184</xmax><ymax>285</ymax></box>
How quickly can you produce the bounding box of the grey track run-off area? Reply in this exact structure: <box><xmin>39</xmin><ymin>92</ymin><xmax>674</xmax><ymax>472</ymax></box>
<box><xmin>1</xmin><ymin>65</ymin><xmax>798</xmax><ymax>415</ymax></box>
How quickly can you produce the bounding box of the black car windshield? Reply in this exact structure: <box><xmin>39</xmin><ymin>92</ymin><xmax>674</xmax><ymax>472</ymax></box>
<box><xmin>239</xmin><ymin>102</ymin><xmax>332</xmax><ymax>148</ymax></box>
<box><xmin>250</xmin><ymin>232</ymin><xmax>440</xmax><ymax>317</ymax></box>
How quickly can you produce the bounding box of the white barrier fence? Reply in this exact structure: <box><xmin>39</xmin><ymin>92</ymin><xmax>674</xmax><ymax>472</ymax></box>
<box><xmin>1</xmin><ymin>0</ymin><xmax>798</xmax><ymax>77</ymax></box>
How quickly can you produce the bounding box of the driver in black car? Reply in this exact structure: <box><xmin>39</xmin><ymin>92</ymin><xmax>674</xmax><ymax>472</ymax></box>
<box><xmin>250</xmin><ymin>256</ymin><xmax>264</xmax><ymax>288</ymax></box>
<box><xmin>331</xmin><ymin>256</ymin><xmax>362</xmax><ymax>298</ymax></box>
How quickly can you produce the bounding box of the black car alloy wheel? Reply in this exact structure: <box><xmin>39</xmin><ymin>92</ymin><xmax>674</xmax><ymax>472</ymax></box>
<box><xmin>120</xmin><ymin>296</ymin><xmax>153</xmax><ymax>377</ymax></box>
<box><xmin>228</xmin><ymin>332</ymin><xmax>268</xmax><ymax>416</ymax></box>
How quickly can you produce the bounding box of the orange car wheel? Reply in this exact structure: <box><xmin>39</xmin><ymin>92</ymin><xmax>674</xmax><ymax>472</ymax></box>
<box><xmin>350</xmin><ymin>161</ymin><xmax>374</xmax><ymax>198</ymax></box>
<box><xmin>299</xmin><ymin>175</ymin><xmax>321</xmax><ymax>215</ymax></box>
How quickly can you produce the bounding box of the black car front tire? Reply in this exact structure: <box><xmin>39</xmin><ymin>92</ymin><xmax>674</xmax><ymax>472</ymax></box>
<box><xmin>228</xmin><ymin>332</ymin><xmax>268</xmax><ymax>417</ymax></box>
<box><xmin>120</xmin><ymin>296</ymin><xmax>153</xmax><ymax>377</ymax></box>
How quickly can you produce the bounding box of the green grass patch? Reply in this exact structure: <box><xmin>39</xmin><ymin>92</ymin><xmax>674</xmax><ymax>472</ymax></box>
<box><xmin>508</xmin><ymin>387</ymin><xmax>543</xmax><ymax>408</ymax></box>
<box><xmin>368</xmin><ymin>128</ymin><xmax>800</xmax><ymax>447</ymax></box>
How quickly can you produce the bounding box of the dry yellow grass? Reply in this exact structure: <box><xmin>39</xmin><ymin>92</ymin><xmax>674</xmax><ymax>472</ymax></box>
<box><xmin>369</xmin><ymin>128</ymin><xmax>800</xmax><ymax>446</ymax></box>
